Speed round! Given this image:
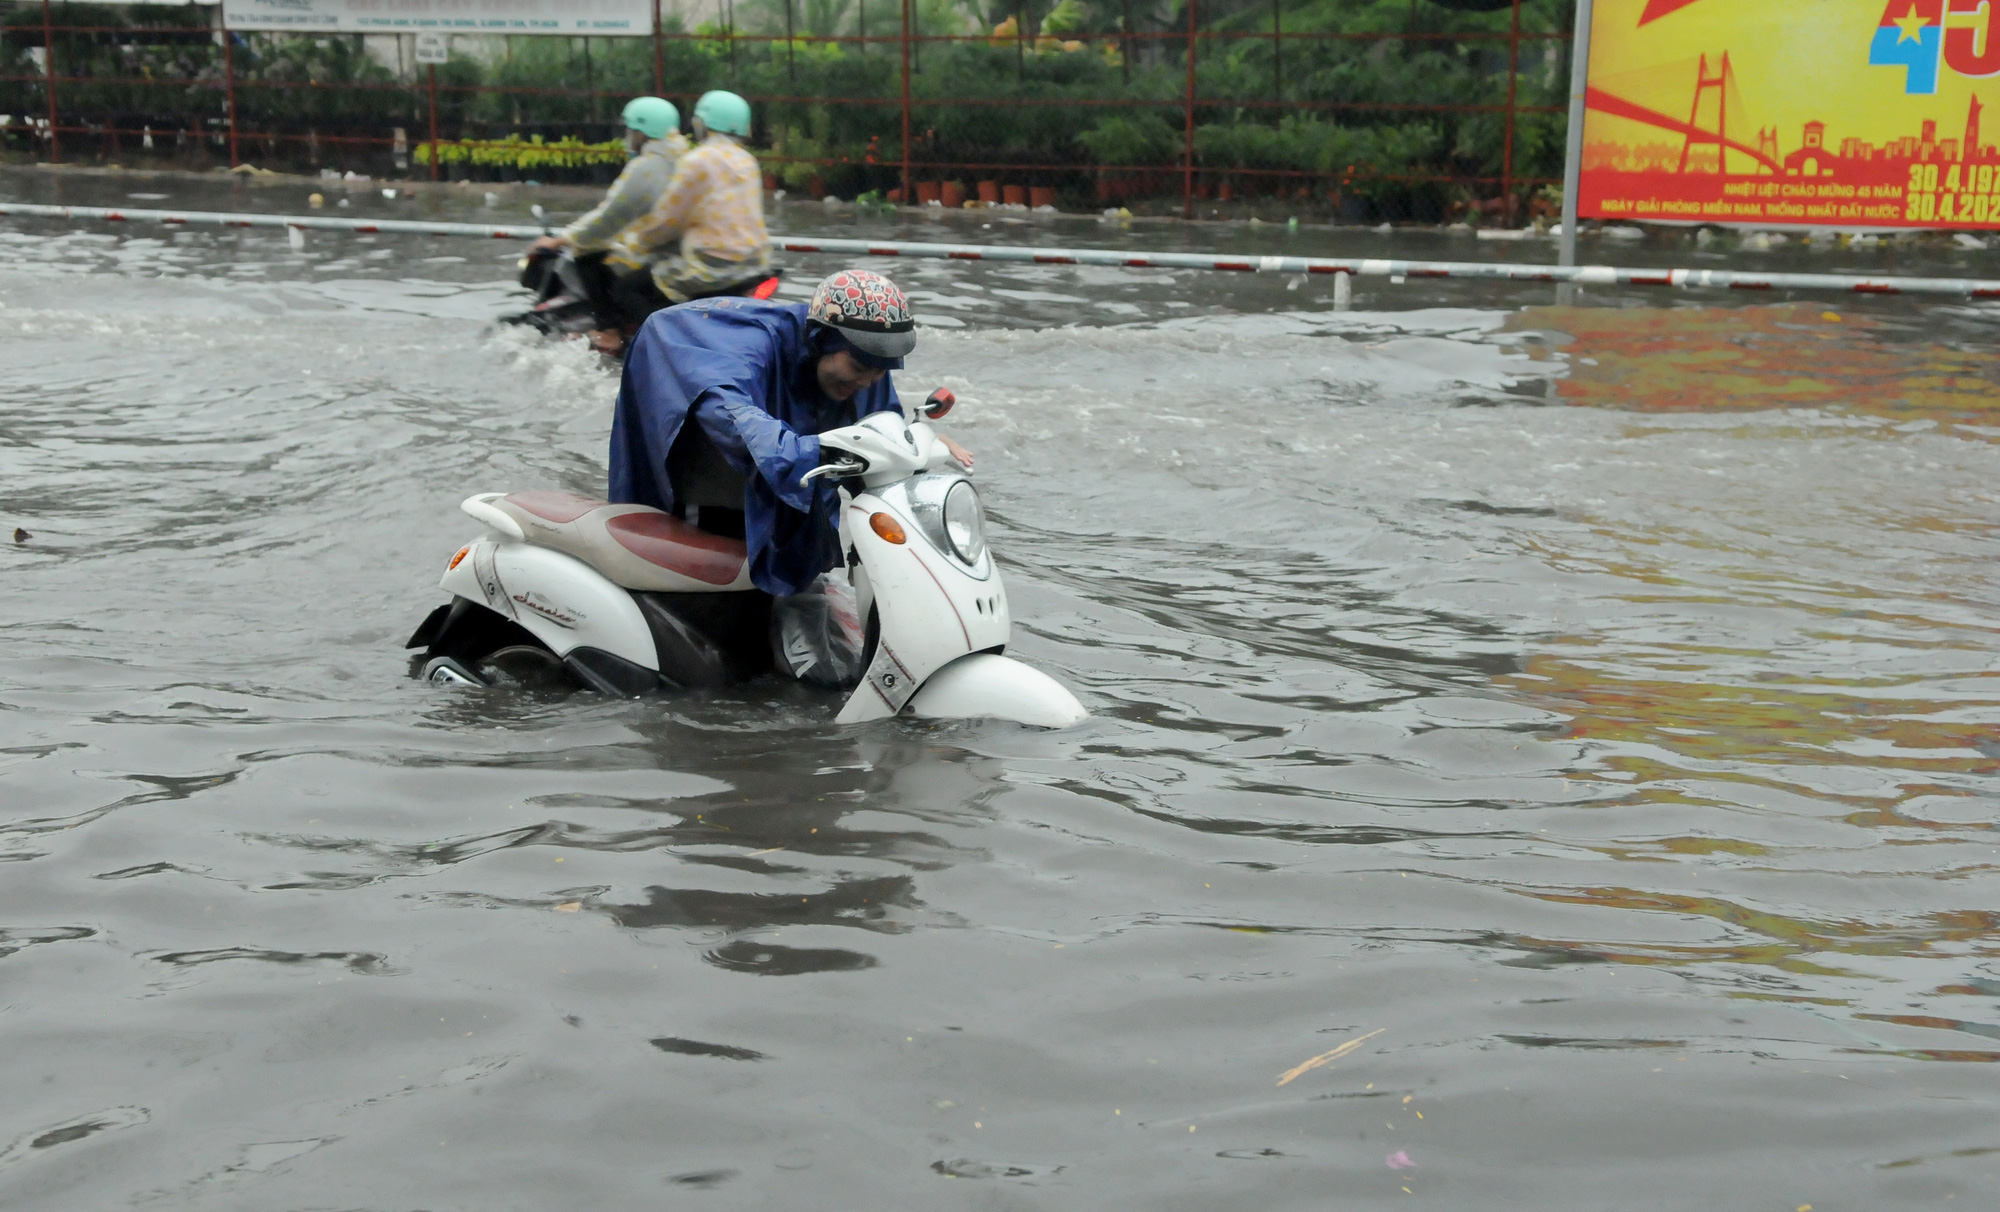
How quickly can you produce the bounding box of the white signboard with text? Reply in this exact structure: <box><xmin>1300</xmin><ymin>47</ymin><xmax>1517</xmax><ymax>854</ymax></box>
<box><xmin>222</xmin><ymin>0</ymin><xmax>655</xmax><ymax>35</ymax></box>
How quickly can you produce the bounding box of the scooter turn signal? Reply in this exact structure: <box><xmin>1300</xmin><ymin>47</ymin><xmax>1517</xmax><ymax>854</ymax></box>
<box><xmin>869</xmin><ymin>513</ymin><xmax>908</xmax><ymax>544</ymax></box>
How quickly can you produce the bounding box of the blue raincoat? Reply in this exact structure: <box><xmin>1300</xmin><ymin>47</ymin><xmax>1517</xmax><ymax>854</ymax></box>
<box><xmin>608</xmin><ymin>298</ymin><xmax>902</xmax><ymax>596</ymax></box>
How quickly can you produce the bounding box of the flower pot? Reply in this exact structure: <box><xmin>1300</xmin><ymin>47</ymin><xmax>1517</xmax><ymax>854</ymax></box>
<box><xmin>1001</xmin><ymin>184</ymin><xmax>1026</xmax><ymax>206</ymax></box>
<box><xmin>1029</xmin><ymin>186</ymin><xmax>1055</xmax><ymax>209</ymax></box>
<box><xmin>915</xmin><ymin>181</ymin><xmax>941</xmax><ymax>204</ymax></box>
<box><xmin>977</xmin><ymin>180</ymin><xmax>1000</xmax><ymax>205</ymax></box>
<box><xmin>887</xmin><ymin>187</ymin><xmax>903</xmax><ymax>203</ymax></box>
<box><xmin>808</xmin><ymin>174</ymin><xmax>826</xmax><ymax>198</ymax></box>
<box><xmin>1218</xmin><ymin>182</ymin><xmax>1233</xmax><ymax>202</ymax></box>
<box><xmin>763</xmin><ymin>173</ymin><xmax>778</xmax><ymax>190</ymax></box>
<box><xmin>941</xmin><ymin>181</ymin><xmax>966</xmax><ymax>208</ymax></box>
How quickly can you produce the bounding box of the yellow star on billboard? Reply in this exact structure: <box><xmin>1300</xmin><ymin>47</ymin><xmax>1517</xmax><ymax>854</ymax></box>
<box><xmin>1893</xmin><ymin>3</ymin><xmax>1930</xmax><ymax>42</ymax></box>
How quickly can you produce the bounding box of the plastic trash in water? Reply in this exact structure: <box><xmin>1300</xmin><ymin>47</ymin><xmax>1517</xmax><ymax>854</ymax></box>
<box><xmin>1386</xmin><ymin>1150</ymin><xmax>1413</xmax><ymax>1170</ymax></box>
<box><xmin>771</xmin><ymin>572</ymin><xmax>865</xmax><ymax>689</ymax></box>
<box><xmin>288</xmin><ymin>226</ymin><xmax>305</xmax><ymax>251</ymax></box>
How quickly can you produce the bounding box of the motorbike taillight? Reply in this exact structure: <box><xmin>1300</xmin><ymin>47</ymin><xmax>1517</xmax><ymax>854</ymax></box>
<box><xmin>750</xmin><ymin>276</ymin><xmax>781</xmax><ymax>300</ymax></box>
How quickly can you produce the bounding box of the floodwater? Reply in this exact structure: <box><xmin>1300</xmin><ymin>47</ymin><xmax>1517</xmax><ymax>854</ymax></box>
<box><xmin>3</xmin><ymin>170</ymin><xmax>1999</xmax><ymax>1209</ymax></box>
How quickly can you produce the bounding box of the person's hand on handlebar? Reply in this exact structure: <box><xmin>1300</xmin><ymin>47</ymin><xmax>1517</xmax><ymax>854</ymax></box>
<box><xmin>529</xmin><ymin>234</ymin><xmax>566</xmax><ymax>254</ymax></box>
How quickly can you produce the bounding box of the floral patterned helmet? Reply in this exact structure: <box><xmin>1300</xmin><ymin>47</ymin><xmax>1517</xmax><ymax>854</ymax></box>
<box><xmin>808</xmin><ymin>269</ymin><xmax>917</xmax><ymax>362</ymax></box>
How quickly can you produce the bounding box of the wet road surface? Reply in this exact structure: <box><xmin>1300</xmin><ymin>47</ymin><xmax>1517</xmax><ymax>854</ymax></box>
<box><xmin>3</xmin><ymin>170</ymin><xmax>1999</xmax><ymax>1209</ymax></box>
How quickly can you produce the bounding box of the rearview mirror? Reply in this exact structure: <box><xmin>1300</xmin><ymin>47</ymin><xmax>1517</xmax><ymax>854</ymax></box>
<box><xmin>921</xmin><ymin>388</ymin><xmax>955</xmax><ymax>420</ymax></box>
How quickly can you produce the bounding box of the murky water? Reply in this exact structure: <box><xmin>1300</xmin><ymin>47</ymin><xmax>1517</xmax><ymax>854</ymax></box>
<box><xmin>4</xmin><ymin>169</ymin><xmax>1999</xmax><ymax>1209</ymax></box>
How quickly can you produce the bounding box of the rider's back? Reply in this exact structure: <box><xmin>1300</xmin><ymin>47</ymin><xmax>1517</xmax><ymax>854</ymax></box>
<box><xmin>564</xmin><ymin>133</ymin><xmax>688</xmax><ymax>254</ymax></box>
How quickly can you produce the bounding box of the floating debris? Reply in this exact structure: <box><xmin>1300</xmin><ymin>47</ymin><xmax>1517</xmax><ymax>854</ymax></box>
<box><xmin>1275</xmin><ymin>1028</ymin><xmax>1385</xmax><ymax>1086</ymax></box>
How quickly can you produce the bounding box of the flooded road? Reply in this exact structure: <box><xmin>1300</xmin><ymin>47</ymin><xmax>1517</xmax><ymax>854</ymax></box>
<box><xmin>3</xmin><ymin>170</ymin><xmax>1999</xmax><ymax>1209</ymax></box>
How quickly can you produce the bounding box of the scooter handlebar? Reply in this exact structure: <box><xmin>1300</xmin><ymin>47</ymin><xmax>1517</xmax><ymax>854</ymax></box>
<box><xmin>802</xmin><ymin>457</ymin><xmax>867</xmax><ymax>484</ymax></box>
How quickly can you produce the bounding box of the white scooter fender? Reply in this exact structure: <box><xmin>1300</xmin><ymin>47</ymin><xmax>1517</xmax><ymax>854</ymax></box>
<box><xmin>907</xmin><ymin>653</ymin><xmax>1089</xmax><ymax>729</ymax></box>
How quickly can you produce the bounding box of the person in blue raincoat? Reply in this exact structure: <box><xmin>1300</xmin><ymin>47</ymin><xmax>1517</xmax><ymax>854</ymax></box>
<box><xmin>608</xmin><ymin>269</ymin><xmax>971</xmax><ymax>598</ymax></box>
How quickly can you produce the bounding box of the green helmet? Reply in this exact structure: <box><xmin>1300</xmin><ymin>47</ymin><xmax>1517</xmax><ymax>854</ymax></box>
<box><xmin>620</xmin><ymin>96</ymin><xmax>679</xmax><ymax>140</ymax></box>
<box><xmin>693</xmin><ymin>90</ymin><xmax>752</xmax><ymax>139</ymax></box>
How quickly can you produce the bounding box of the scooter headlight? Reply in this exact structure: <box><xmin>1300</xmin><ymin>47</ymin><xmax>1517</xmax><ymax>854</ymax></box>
<box><xmin>942</xmin><ymin>480</ymin><xmax>986</xmax><ymax>565</ymax></box>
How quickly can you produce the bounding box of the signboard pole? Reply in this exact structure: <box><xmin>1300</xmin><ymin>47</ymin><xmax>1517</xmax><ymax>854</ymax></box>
<box><xmin>900</xmin><ymin>0</ymin><xmax>913</xmax><ymax>204</ymax></box>
<box><xmin>1183</xmin><ymin>0</ymin><xmax>1197</xmax><ymax>220</ymax></box>
<box><xmin>1503</xmin><ymin>0</ymin><xmax>1520</xmax><ymax>223</ymax></box>
<box><xmin>40</xmin><ymin>0</ymin><xmax>59</xmax><ymax>163</ymax></box>
<box><xmin>653</xmin><ymin>0</ymin><xmax>664</xmax><ymax>94</ymax></box>
<box><xmin>427</xmin><ymin>65</ymin><xmax>440</xmax><ymax>182</ymax></box>
<box><xmin>1559</xmin><ymin>0</ymin><xmax>1593</xmax><ymax>267</ymax></box>
<box><xmin>222</xmin><ymin>29</ymin><xmax>240</xmax><ymax>168</ymax></box>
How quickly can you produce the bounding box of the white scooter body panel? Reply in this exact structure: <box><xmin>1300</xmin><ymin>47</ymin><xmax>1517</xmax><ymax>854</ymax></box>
<box><xmin>439</xmin><ymin>537</ymin><xmax>659</xmax><ymax>671</ymax></box>
<box><xmin>834</xmin><ymin>487</ymin><xmax>1011</xmax><ymax>725</ymax></box>
<box><xmin>908</xmin><ymin>654</ymin><xmax>1089</xmax><ymax>728</ymax></box>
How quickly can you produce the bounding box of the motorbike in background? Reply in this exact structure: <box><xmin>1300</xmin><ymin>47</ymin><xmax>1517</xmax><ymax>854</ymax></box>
<box><xmin>503</xmin><ymin>207</ymin><xmax>780</xmax><ymax>341</ymax></box>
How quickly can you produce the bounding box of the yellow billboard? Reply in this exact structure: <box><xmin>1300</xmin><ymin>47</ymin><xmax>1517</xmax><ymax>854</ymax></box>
<box><xmin>1579</xmin><ymin>0</ymin><xmax>2000</xmax><ymax>228</ymax></box>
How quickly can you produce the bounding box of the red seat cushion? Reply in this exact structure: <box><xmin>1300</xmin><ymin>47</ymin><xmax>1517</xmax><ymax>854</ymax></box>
<box><xmin>506</xmin><ymin>490</ymin><xmax>605</xmax><ymax>524</ymax></box>
<box><xmin>604</xmin><ymin>512</ymin><xmax>747</xmax><ymax>586</ymax></box>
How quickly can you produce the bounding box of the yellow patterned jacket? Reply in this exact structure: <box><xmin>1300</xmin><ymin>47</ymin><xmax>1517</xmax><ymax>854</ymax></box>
<box><xmin>616</xmin><ymin>134</ymin><xmax>767</xmax><ymax>266</ymax></box>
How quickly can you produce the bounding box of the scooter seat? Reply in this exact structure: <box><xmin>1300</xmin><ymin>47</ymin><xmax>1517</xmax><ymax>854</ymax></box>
<box><xmin>487</xmin><ymin>490</ymin><xmax>753</xmax><ymax>593</ymax></box>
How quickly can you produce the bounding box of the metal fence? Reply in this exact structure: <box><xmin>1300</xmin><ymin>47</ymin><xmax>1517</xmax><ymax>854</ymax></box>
<box><xmin>2</xmin><ymin>0</ymin><xmax>1575</xmax><ymax>221</ymax></box>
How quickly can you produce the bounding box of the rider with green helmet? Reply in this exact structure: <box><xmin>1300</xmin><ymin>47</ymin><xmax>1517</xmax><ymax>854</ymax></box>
<box><xmin>613</xmin><ymin>90</ymin><xmax>772</xmax><ymax>318</ymax></box>
<box><xmin>532</xmin><ymin>95</ymin><xmax>688</xmax><ymax>258</ymax></box>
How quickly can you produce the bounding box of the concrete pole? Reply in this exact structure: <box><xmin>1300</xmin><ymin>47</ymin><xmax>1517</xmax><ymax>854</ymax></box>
<box><xmin>1559</xmin><ymin>0</ymin><xmax>1593</xmax><ymax>268</ymax></box>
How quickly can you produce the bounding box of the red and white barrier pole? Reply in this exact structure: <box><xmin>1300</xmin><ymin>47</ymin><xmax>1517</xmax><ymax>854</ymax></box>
<box><xmin>3</xmin><ymin>202</ymin><xmax>1998</xmax><ymax>299</ymax></box>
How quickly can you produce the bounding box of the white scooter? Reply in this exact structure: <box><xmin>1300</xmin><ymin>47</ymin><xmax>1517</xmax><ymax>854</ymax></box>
<box><xmin>405</xmin><ymin>390</ymin><xmax>1087</xmax><ymax>729</ymax></box>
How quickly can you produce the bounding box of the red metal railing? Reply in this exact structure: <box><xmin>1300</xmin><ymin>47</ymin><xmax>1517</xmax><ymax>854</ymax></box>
<box><xmin>8</xmin><ymin>0</ymin><xmax>1569</xmax><ymax>220</ymax></box>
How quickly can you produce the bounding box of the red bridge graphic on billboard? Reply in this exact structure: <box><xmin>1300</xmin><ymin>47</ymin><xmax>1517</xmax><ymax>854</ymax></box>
<box><xmin>1579</xmin><ymin>48</ymin><xmax>2000</xmax><ymax>229</ymax></box>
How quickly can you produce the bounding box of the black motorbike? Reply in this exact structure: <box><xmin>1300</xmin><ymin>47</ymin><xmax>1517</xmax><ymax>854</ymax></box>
<box><xmin>504</xmin><ymin>236</ymin><xmax>780</xmax><ymax>340</ymax></box>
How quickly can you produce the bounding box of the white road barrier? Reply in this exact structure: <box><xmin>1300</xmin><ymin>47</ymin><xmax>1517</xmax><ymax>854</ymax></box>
<box><xmin>3</xmin><ymin>201</ymin><xmax>1997</xmax><ymax>299</ymax></box>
